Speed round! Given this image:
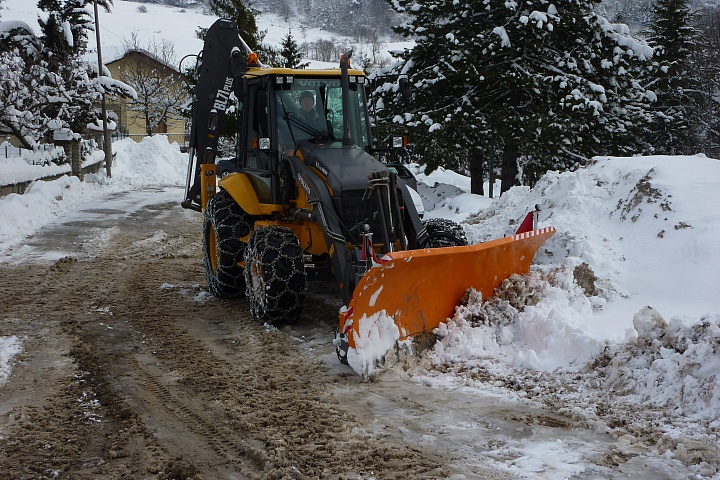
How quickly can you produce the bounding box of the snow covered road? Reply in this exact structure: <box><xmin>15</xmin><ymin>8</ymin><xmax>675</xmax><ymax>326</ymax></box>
<box><xmin>1</xmin><ymin>182</ymin><xmax>712</xmax><ymax>478</ymax></box>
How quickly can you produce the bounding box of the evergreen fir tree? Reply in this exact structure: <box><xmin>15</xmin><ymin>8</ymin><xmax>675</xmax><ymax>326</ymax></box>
<box><xmin>279</xmin><ymin>30</ymin><xmax>308</xmax><ymax>69</ymax></box>
<box><xmin>697</xmin><ymin>7</ymin><xmax>720</xmax><ymax>157</ymax></box>
<box><xmin>378</xmin><ymin>0</ymin><xmax>655</xmax><ymax>194</ymax></box>
<box><xmin>644</xmin><ymin>0</ymin><xmax>703</xmax><ymax>154</ymax></box>
<box><xmin>198</xmin><ymin>0</ymin><xmax>278</xmax><ymax>65</ymax></box>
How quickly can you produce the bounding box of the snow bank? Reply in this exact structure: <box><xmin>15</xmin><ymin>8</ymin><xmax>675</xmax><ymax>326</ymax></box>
<box><xmin>110</xmin><ymin>136</ymin><xmax>187</xmax><ymax>186</ymax></box>
<box><xmin>0</xmin><ymin>136</ymin><xmax>187</xmax><ymax>252</ymax></box>
<box><xmin>0</xmin><ymin>174</ymin><xmax>88</xmax><ymax>246</ymax></box>
<box><xmin>0</xmin><ymin>150</ymin><xmax>70</xmax><ymax>186</ymax></box>
<box><xmin>0</xmin><ymin>336</ymin><xmax>22</xmax><ymax>386</ymax></box>
<box><xmin>606</xmin><ymin>308</ymin><xmax>720</xmax><ymax>423</ymax></box>
<box><xmin>432</xmin><ymin>264</ymin><xmax>605</xmax><ymax>372</ymax></box>
<box><xmin>404</xmin><ymin>154</ymin><xmax>720</xmax><ymax>475</ymax></box>
<box><xmin>463</xmin><ymin>155</ymin><xmax>720</xmax><ymax>335</ymax></box>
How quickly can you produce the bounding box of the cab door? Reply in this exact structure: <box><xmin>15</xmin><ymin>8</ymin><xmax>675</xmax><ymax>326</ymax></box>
<box><xmin>238</xmin><ymin>78</ymin><xmax>273</xmax><ymax>203</ymax></box>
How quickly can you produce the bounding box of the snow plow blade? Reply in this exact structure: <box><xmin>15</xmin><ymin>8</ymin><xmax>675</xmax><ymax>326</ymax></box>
<box><xmin>337</xmin><ymin>226</ymin><xmax>556</xmax><ymax>376</ymax></box>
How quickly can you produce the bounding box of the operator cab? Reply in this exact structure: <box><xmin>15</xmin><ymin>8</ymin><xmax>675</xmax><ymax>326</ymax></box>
<box><xmin>236</xmin><ymin>70</ymin><xmax>373</xmax><ymax>201</ymax></box>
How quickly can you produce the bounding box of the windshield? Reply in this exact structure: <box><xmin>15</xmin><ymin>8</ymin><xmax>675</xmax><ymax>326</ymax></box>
<box><xmin>274</xmin><ymin>77</ymin><xmax>370</xmax><ymax>150</ymax></box>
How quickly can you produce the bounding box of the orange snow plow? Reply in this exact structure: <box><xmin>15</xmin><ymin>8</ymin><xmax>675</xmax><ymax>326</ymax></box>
<box><xmin>335</xmin><ymin>226</ymin><xmax>556</xmax><ymax>376</ymax></box>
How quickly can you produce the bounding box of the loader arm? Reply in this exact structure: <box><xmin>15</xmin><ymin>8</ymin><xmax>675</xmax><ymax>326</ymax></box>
<box><xmin>287</xmin><ymin>156</ymin><xmax>356</xmax><ymax>304</ymax></box>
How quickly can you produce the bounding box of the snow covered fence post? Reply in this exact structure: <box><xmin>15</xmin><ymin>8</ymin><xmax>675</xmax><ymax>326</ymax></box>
<box><xmin>51</xmin><ymin>130</ymin><xmax>83</xmax><ymax>178</ymax></box>
<box><xmin>70</xmin><ymin>139</ymin><xmax>81</xmax><ymax>178</ymax></box>
<box><xmin>53</xmin><ymin>129</ymin><xmax>73</xmax><ymax>166</ymax></box>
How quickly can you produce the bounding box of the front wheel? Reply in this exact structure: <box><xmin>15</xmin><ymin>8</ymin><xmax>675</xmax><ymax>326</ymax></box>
<box><xmin>421</xmin><ymin>218</ymin><xmax>468</xmax><ymax>248</ymax></box>
<box><xmin>244</xmin><ymin>226</ymin><xmax>307</xmax><ymax>324</ymax></box>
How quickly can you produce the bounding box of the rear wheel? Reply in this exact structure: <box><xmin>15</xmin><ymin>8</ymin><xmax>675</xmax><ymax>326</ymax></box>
<box><xmin>244</xmin><ymin>226</ymin><xmax>306</xmax><ymax>324</ymax></box>
<box><xmin>203</xmin><ymin>189</ymin><xmax>252</xmax><ymax>298</ymax></box>
<box><xmin>422</xmin><ymin>218</ymin><xmax>468</xmax><ymax>247</ymax></box>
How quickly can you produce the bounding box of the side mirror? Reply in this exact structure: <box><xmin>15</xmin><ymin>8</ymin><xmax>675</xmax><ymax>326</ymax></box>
<box><xmin>230</xmin><ymin>47</ymin><xmax>248</xmax><ymax>98</ymax></box>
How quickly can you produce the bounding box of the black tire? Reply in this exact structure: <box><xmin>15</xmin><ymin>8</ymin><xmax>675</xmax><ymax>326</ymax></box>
<box><xmin>422</xmin><ymin>218</ymin><xmax>468</xmax><ymax>248</ymax></box>
<box><xmin>244</xmin><ymin>226</ymin><xmax>306</xmax><ymax>324</ymax></box>
<box><xmin>203</xmin><ymin>189</ymin><xmax>252</xmax><ymax>298</ymax></box>
<box><xmin>334</xmin><ymin>326</ymin><xmax>349</xmax><ymax>365</ymax></box>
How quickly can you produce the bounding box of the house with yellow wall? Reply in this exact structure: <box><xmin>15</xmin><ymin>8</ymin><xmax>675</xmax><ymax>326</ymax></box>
<box><xmin>105</xmin><ymin>49</ymin><xmax>188</xmax><ymax>146</ymax></box>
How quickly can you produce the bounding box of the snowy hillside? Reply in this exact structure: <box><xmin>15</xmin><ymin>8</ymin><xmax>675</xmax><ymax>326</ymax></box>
<box><xmin>0</xmin><ymin>0</ymin><xmax>411</xmax><ymax>68</ymax></box>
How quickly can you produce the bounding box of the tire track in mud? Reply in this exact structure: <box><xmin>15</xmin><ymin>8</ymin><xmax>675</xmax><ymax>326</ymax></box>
<box><xmin>132</xmin><ymin>357</ymin><xmax>270</xmax><ymax>477</ymax></box>
<box><xmin>0</xmin><ymin>259</ymin><xmax>170</xmax><ymax>479</ymax></box>
<box><xmin>0</xmin><ymin>199</ymin><xmax>451</xmax><ymax>478</ymax></box>
<box><xmin>104</xmin><ymin>257</ymin><xmax>447</xmax><ymax>478</ymax></box>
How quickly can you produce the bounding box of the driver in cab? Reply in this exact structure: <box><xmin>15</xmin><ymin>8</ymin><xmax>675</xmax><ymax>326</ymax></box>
<box><xmin>298</xmin><ymin>91</ymin><xmax>324</xmax><ymax>132</ymax></box>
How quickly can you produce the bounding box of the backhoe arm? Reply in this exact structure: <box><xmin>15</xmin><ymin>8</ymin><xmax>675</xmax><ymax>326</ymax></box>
<box><xmin>183</xmin><ymin>19</ymin><xmax>250</xmax><ymax>210</ymax></box>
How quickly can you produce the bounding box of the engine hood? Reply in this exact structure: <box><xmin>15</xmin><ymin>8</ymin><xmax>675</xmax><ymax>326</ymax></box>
<box><xmin>298</xmin><ymin>142</ymin><xmax>387</xmax><ymax>195</ymax></box>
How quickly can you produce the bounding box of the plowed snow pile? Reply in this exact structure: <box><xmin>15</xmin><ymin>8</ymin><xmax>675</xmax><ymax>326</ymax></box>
<box><xmin>408</xmin><ymin>155</ymin><xmax>720</xmax><ymax>477</ymax></box>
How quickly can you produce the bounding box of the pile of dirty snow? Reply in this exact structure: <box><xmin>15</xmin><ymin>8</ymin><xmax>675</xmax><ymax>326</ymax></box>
<box><xmin>402</xmin><ymin>154</ymin><xmax>720</xmax><ymax>477</ymax></box>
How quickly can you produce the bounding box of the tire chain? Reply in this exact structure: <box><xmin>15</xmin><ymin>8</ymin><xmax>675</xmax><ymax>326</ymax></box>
<box><xmin>244</xmin><ymin>226</ymin><xmax>306</xmax><ymax>324</ymax></box>
<box><xmin>203</xmin><ymin>189</ymin><xmax>253</xmax><ymax>298</ymax></box>
<box><xmin>423</xmin><ymin>217</ymin><xmax>468</xmax><ymax>247</ymax></box>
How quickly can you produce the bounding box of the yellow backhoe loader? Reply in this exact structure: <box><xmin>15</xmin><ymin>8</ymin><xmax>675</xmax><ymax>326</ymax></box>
<box><xmin>182</xmin><ymin>19</ymin><xmax>555</xmax><ymax>375</ymax></box>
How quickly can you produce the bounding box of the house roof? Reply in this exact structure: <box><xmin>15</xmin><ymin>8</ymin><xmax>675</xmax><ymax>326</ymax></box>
<box><xmin>106</xmin><ymin>48</ymin><xmax>181</xmax><ymax>75</ymax></box>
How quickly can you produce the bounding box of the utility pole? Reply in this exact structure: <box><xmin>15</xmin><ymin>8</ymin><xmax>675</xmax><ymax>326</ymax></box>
<box><xmin>488</xmin><ymin>132</ymin><xmax>495</xmax><ymax>198</ymax></box>
<box><xmin>93</xmin><ymin>0</ymin><xmax>113</xmax><ymax>178</ymax></box>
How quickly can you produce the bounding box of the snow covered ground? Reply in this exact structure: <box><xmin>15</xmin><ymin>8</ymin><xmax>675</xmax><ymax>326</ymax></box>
<box><xmin>1</xmin><ymin>136</ymin><xmax>719</xmax><ymax>477</ymax></box>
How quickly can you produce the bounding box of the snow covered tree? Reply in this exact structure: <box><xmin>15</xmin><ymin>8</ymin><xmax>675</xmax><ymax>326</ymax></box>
<box><xmin>697</xmin><ymin>7</ymin><xmax>720</xmax><ymax>157</ymax></box>
<box><xmin>32</xmin><ymin>0</ymin><xmax>126</xmax><ymax>140</ymax></box>
<box><xmin>196</xmin><ymin>0</ymin><xmax>279</xmax><ymax>65</ymax></box>
<box><xmin>377</xmin><ymin>0</ymin><xmax>656</xmax><ymax>194</ymax></box>
<box><xmin>0</xmin><ymin>44</ymin><xmax>131</xmax><ymax>149</ymax></box>
<box><xmin>37</xmin><ymin>0</ymin><xmax>92</xmax><ymax>135</ymax></box>
<box><xmin>0</xmin><ymin>24</ymin><xmax>51</xmax><ymax>149</ymax></box>
<box><xmin>643</xmin><ymin>0</ymin><xmax>704</xmax><ymax>154</ymax></box>
<box><xmin>279</xmin><ymin>30</ymin><xmax>308</xmax><ymax>69</ymax></box>
<box><xmin>601</xmin><ymin>0</ymin><xmax>654</xmax><ymax>31</ymax></box>
<box><xmin>37</xmin><ymin>0</ymin><xmax>96</xmax><ymax>58</ymax></box>
<box><xmin>0</xmin><ymin>2</ymin><xmax>131</xmax><ymax>149</ymax></box>
<box><xmin>118</xmin><ymin>32</ymin><xmax>188</xmax><ymax>137</ymax></box>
